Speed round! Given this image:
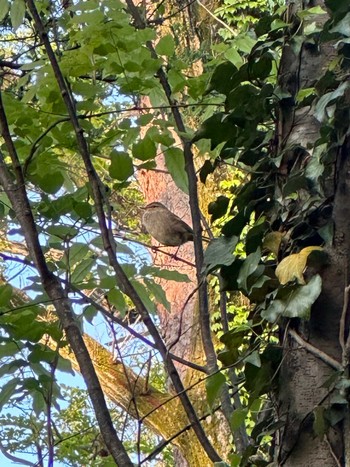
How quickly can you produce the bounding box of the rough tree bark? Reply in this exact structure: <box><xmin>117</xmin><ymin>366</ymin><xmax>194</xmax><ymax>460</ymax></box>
<box><xmin>276</xmin><ymin>1</ymin><xmax>348</xmax><ymax>465</ymax></box>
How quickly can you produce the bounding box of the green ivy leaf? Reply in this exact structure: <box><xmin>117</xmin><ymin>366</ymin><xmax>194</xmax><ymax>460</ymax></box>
<box><xmin>230</xmin><ymin>408</ymin><xmax>248</xmax><ymax>431</ymax></box>
<box><xmin>0</xmin><ymin>341</ymin><xmax>20</xmax><ymax>358</ymax></box>
<box><xmin>325</xmin><ymin>0</ymin><xmax>349</xmax><ymax>14</ymax></box>
<box><xmin>0</xmin><ymin>360</ymin><xmax>27</xmax><ymax>379</ymax></box>
<box><xmin>220</xmin><ymin>258</ymin><xmax>244</xmax><ymax>291</ymax></box>
<box><xmin>262</xmin><ymin>274</ymin><xmax>322</xmax><ymax>322</ymax></box>
<box><xmin>297</xmin><ymin>6</ymin><xmax>326</xmax><ymax>19</ymax></box>
<box><xmin>36</xmin><ymin>172</ymin><xmax>65</xmax><ymax>194</ymax></box>
<box><xmin>246</xmin><ymin>221</ymin><xmax>266</xmax><ymax>255</ymax></box>
<box><xmin>203</xmin><ymin>236</ymin><xmax>239</xmax><ymax>274</ymax></box>
<box><xmin>56</xmin><ymin>355</ymin><xmax>74</xmax><ymax>375</ymax></box>
<box><xmin>237</xmin><ymin>248</ymin><xmax>261</xmax><ymax>292</ymax></box>
<box><xmin>193</xmin><ymin>113</ymin><xmax>237</xmax><ymax>149</ymax></box>
<box><xmin>32</xmin><ymin>391</ymin><xmax>46</xmax><ymax>416</ymax></box>
<box><xmin>234</xmin><ymin>33</ymin><xmax>256</xmax><ymax>53</ymax></box>
<box><xmin>208</xmin><ymin>61</ymin><xmax>238</xmax><ymax>95</ymax></box>
<box><xmin>14</xmin><ymin>317</ymin><xmax>47</xmax><ymax>342</ymax></box>
<box><xmin>296</xmin><ymin>87</ymin><xmax>316</xmax><ymax>103</ymax></box>
<box><xmin>270</xmin><ymin>19</ymin><xmax>289</xmax><ymax>31</ymax></box>
<box><xmin>47</xmin><ymin>225</ymin><xmax>78</xmax><ymax>240</ymax></box>
<box><xmin>325</xmin><ymin>405</ymin><xmax>347</xmax><ymax>426</ymax></box>
<box><xmin>222</xmin><ymin>212</ymin><xmax>248</xmax><ymax>237</ymax></box>
<box><xmin>28</xmin><ymin>345</ymin><xmax>56</xmax><ymax>364</ymax></box>
<box><xmin>138</xmin><ymin>114</ymin><xmax>154</xmax><ymax>126</ymax></box>
<box><xmin>199</xmin><ymin>159</ymin><xmax>215</xmax><ymax>184</ymax></box>
<box><xmin>250</xmin><ymin>55</ymin><xmax>272</xmax><ymax>80</ymax></box>
<box><xmin>154</xmin><ymin>270</ymin><xmax>189</xmax><ymax>282</ymax></box>
<box><xmin>315</xmin><ymin>82</ymin><xmax>349</xmax><ymax>122</ymax></box>
<box><xmin>330</xmin><ymin>11</ymin><xmax>350</xmax><ymax>36</ymax></box>
<box><xmin>244</xmin><ymin>351</ymin><xmax>261</xmax><ymax>368</ymax></box>
<box><xmin>168</xmin><ymin>69</ymin><xmax>186</xmax><ymax>93</ymax></box>
<box><xmin>206</xmin><ymin>372</ymin><xmax>226</xmax><ymax>409</ymax></box>
<box><xmin>73</xmin><ymin>201</ymin><xmax>92</xmax><ymax>220</ymax></box>
<box><xmin>208</xmin><ymin>196</ymin><xmax>230</xmax><ymax>222</ymax></box>
<box><xmin>131</xmin><ymin>281</ymin><xmax>156</xmax><ymax>314</ymax></box>
<box><xmin>67</xmin><ymin>243</ymin><xmax>89</xmax><ymax>266</ymax></box>
<box><xmin>22</xmin><ymin>377</ymin><xmax>40</xmax><ymax>391</ymax></box>
<box><xmin>71</xmin><ymin>258</ymin><xmax>95</xmax><ymax>283</ymax></box>
<box><xmin>83</xmin><ymin>304</ymin><xmax>98</xmax><ymax>323</ymax></box>
<box><xmin>282</xmin><ymin>174</ymin><xmax>308</xmax><ymax>197</ymax></box>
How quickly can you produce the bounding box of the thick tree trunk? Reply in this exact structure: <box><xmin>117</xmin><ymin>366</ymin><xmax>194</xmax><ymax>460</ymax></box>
<box><xmin>276</xmin><ymin>1</ymin><xmax>347</xmax><ymax>465</ymax></box>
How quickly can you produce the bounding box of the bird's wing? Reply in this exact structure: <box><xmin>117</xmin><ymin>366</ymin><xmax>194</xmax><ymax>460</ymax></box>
<box><xmin>174</xmin><ymin>215</ymin><xmax>193</xmax><ymax>234</ymax></box>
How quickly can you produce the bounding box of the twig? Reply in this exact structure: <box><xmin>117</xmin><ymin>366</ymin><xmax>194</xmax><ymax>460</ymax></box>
<box><xmin>0</xmin><ymin>440</ymin><xmax>35</xmax><ymax>466</ymax></box>
<box><xmin>339</xmin><ymin>284</ymin><xmax>350</xmax><ymax>365</ymax></box>
<box><xmin>140</xmin><ymin>404</ymin><xmax>222</xmax><ymax>464</ymax></box>
<box><xmin>146</xmin><ymin>0</ymin><xmax>197</xmax><ymax>25</ymax></box>
<box><xmin>196</xmin><ymin>0</ymin><xmax>235</xmax><ymax>36</ymax></box>
<box><xmin>113</xmin><ymin>231</ymin><xmax>196</xmax><ymax>268</ymax></box>
<box><xmin>218</xmin><ymin>280</ymin><xmax>249</xmax><ymax>453</ymax></box>
<box><xmin>280</xmin><ymin>386</ymin><xmax>335</xmax><ymax>465</ymax></box>
<box><xmin>72</xmin><ymin>286</ymin><xmax>208</xmax><ymax>375</ymax></box>
<box><xmin>45</xmin><ymin>346</ymin><xmax>60</xmax><ymax>467</ymax></box>
<box><xmin>325</xmin><ymin>434</ymin><xmax>342</xmax><ymax>467</ymax></box>
<box><xmin>0</xmin><ymin>59</ymin><xmax>23</xmax><ymax>69</ymax></box>
<box><xmin>288</xmin><ymin>329</ymin><xmax>342</xmax><ymax>371</ymax></box>
<box><xmin>23</xmin><ymin>117</ymin><xmax>70</xmax><ymax>175</ymax></box>
<box><xmin>112</xmin><ymin>334</ymin><xmax>142</xmax><ymax>465</ymax></box>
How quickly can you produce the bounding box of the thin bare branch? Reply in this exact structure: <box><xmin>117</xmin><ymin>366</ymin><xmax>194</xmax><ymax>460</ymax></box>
<box><xmin>340</xmin><ymin>284</ymin><xmax>350</xmax><ymax>366</ymax></box>
<box><xmin>25</xmin><ymin>0</ymin><xmax>221</xmax><ymax>461</ymax></box>
<box><xmin>141</xmin><ymin>404</ymin><xmax>222</xmax><ymax>464</ymax></box>
<box><xmin>0</xmin><ymin>35</ymin><xmax>133</xmax><ymax>467</ymax></box>
<box><xmin>0</xmin><ymin>440</ymin><xmax>35</xmax><ymax>466</ymax></box>
<box><xmin>289</xmin><ymin>329</ymin><xmax>342</xmax><ymax>371</ymax></box>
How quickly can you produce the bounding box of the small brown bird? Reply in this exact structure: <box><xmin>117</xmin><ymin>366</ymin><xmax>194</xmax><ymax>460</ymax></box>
<box><xmin>141</xmin><ymin>202</ymin><xmax>194</xmax><ymax>246</ymax></box>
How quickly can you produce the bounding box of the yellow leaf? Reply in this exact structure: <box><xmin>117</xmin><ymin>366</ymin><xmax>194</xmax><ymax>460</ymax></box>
<box><xmin>276</xmin><ymin>246</ymin><xmax>323</xmax><ymax>285</ymax></box>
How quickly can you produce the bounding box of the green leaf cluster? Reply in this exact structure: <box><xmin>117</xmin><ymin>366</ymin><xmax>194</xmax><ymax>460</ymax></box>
<box><xmin>198</xmin><ymin>1</ymin><xmax>350</xmax><ymax>461</ymax></box>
